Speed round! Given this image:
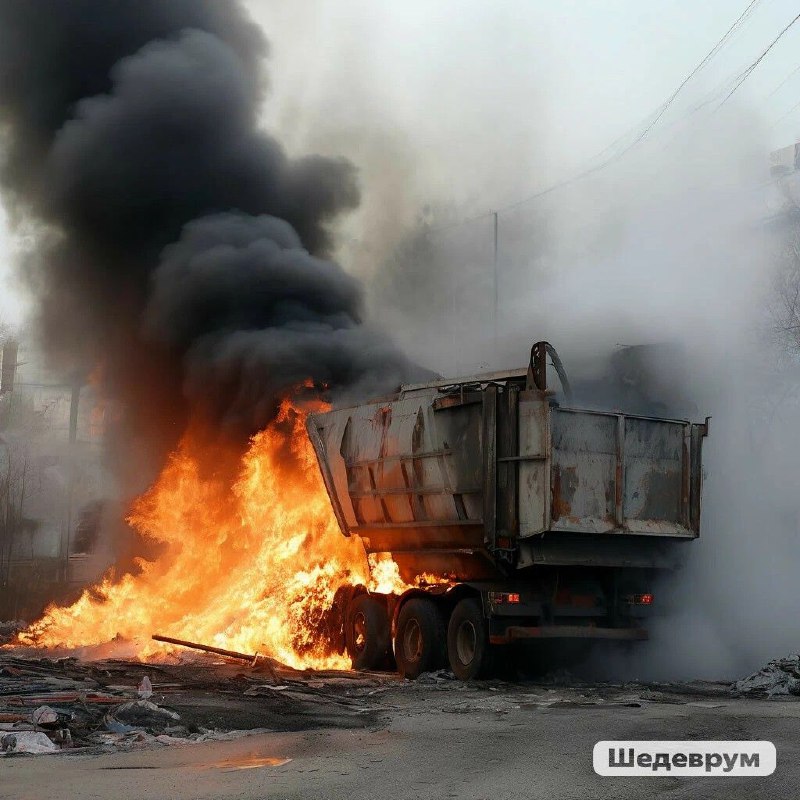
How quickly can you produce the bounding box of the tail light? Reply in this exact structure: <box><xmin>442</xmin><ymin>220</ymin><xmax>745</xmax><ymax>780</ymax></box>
<box><xmin>488</xmin><ymin>591</ymin><xmax>521</xmax><ymax>604</ymax></box>
<box><xmin>625</xmin><ymin>593</ymin><xmax>654</xmax><ymax>605</ymax></box>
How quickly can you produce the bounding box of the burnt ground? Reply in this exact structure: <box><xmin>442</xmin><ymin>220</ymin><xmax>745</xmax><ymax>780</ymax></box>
<box><xmin>0</xmin><ymin>654</ymin><xmax>389</xmax><ymax>747</ymax></box>
<box><xmin>1</xmin><ymin>653</ymin><xmax>798</xmax><ymax>799</ymax></box>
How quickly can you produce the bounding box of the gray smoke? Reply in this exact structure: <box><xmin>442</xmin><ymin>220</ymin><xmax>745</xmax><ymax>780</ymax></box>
<box><xmin>0</xmin><ymin>0</ymin><xmax>419</xmax><ymax>483</ymax></box>
<box><xmin>364</xmin><ymin>95</ymin><xmax>799</xmax><ymax>679</ymax></box>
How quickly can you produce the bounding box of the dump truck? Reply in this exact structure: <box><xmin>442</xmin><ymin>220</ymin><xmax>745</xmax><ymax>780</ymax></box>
<box><xmin>307</xmin><ymin>342</ymin><xmax>709</xmax><ymax>679</ymax></box>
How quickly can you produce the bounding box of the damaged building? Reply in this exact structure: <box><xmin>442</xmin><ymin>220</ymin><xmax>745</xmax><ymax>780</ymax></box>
<box><xmin>0</xmin><ymin>339</ymin><xmax>112</xmax><ymax>624</ymax></box>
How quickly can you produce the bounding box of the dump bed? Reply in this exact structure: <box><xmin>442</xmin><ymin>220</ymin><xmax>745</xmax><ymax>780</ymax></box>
<box><xmin>307</xmin><ymin>360</ymin><xmax>707</xmax><ymax>581</ymax></box>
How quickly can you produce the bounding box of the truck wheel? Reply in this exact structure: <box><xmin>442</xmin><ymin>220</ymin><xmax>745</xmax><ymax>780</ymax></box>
<box><xmin>394</xmin><ymin>598</ymin><xmax>446</xmax><ymax>679</ymax></box>
<box><xmin>447</xmin><ymin>598</ymin><xmax>493</xmax><ymax>680</ymax></box>
<box><xmin>345</xmin><ymin>594</ymin><xmax>390</xmax><ymax>670</ymax></box>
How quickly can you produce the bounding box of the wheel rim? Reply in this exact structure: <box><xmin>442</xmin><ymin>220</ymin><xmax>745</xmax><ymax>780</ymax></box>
<box><xmin>352</xmin><ymin>611</ymin><xmax>367</xmax><ymax>653</ymax></box>
<box><xmin>456</xmin><ymin>619</ymin><xmax>477</xmax><ymax>665</ymax></box>
<box><xmin>402</xmin><ymin>618</ymin><xmax>423</xmax><ymax>662</ymax></box>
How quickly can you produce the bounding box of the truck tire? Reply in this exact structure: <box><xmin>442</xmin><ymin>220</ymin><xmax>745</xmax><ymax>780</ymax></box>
<box><xmin>394</xmin><ymin>598</ymin><xmax>446</xmax><ymax>679</ymax></box>
<box><xmin>447</xmin><ymin>598</ymin><xmax>493</xmax><ymax>680</ymax></box>
<box><xmin>345</xmin><ymin>594</ymin><xmax>391</xmax><ymax>670</ymax></box>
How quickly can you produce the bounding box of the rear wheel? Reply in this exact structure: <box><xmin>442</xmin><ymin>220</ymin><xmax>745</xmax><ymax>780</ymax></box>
<box><xmin>447</xmin><ymin>598</ymin><xmax>494</xmax><ymax>680</ymax></box>
<box><xmin>345</xmin><ymin>594</ymin><xmax>391</xmax><ymax>670</ymax></box>
<box><xmin>394</xmin><ymin>598</ymin><xmax>446</xmax><ymax>679</ymax></box>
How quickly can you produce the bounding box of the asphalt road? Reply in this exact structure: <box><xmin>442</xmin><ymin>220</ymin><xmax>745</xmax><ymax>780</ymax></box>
<box><xmin>1</xmin><ymin>677</ymin><xmax>797</xmax><ymax>800</ymax></box>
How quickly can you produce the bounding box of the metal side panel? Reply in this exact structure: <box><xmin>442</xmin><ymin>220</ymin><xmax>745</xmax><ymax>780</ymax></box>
<box><xmin>548</xmin><ymin>408</ymin><xmax>700</xmax><ymax>538</ymax></box>
<box><xmin>518</xmin><ymin>531</ymin><xmax>688</xmax><ymax>569</ymax></box>
<box><xmin>517</xmin><ymin>393</ymin><xmax>551</xmax><ymax>537</ymax></box>
<box><xmin>550</xmin><ymin>409</ymin><xmax>617</xmax><ymax>534</ymax></box>
<box><xmin>307</xmin><ymin>391</ymin><xmax>488</xmax><ymax>565</ymax></box>
<box><xmin>623</xmin><ymin>417</ymin><xmax>690</xmax><ymax>536</ymax></box>
<box><xmin>305</xmin><ymin>412</ymin><xmax>352</xmax><ymax>537</ymax></box>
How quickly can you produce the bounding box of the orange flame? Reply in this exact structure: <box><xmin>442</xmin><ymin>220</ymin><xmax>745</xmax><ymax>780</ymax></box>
<box><xmin>17</xmin><ymin>400</ymin><xmax>423</xmax><ymax>668</ymax></box>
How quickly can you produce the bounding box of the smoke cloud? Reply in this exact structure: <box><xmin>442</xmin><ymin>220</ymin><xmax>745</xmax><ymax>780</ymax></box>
<box><xmin>145</xmin><ymin>212</ymin><xmax>418</xmax><ymax>431</ymax></box>
<box><xmin>367</xmin><ymin>100</ymin><xmax>800</xmax><ymax>680</ymax></box>
<box><xmin>2</xmin><ymin>1</ymin><xmax>797</xmax><ymax>681</ymax></box>
<box><xmin>0</xmin><ymin>0</ymin><xmax>419</xmax><ymax>484</ymax></box>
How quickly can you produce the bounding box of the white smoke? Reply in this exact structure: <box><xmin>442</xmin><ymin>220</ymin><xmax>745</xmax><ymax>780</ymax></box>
<box><xmin>352</xmin><ymin>96</ymin><xmax>795</xmax><ymax>678</ymax></box>
<box><xmin>246</xmin><ymin>2</ymin><xmax>798</xmax><ymax>679</ymax></box>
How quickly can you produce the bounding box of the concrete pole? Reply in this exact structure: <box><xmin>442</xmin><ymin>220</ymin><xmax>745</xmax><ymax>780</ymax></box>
<box><xmin>493</xmin><ymin>211</ymin><xmax>499</xmax><ymax>353</ymax></box>
<box><xmin>60</xmin><ymin>381</ymin><xmax>80</xmax><ymax>583</ymax></box>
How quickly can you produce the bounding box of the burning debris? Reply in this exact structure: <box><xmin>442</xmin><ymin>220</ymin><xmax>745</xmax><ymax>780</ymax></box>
<box><xmin>13</xmin><ymin>404</ymin><xmax>422</xmax><ymax>666</ymax></box>
<box><xmin>0</xmin><ymin>0</ymin><xmax>427</xmax><ymax>666</ymax></box>
<box><xmin>0</xmin><ymin>620</ymin><xmax>24</xmax><ymax>645</ymax></box>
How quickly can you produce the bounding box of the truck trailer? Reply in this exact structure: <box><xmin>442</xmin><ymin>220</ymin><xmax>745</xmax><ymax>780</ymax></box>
<box><xmin>307</xmin><ymin>342</ymin><xmax>709</xmax><ymax>679</ymax></box>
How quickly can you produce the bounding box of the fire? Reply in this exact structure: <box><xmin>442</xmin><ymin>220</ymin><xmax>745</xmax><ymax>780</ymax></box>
<box><xmin>366</xmin><ymin>553</ymin><xmax>412</xmax><ymax>595</ymax></box>
<box><xmin>16</xmin><ymin>400</ymin><xmax>423</xmax><ymax>669</ymax></box>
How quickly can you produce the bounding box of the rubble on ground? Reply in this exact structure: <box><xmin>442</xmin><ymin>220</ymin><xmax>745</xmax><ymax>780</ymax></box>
<box><xmin>733</xmin><ymin>655</ymin><xmax>800</xmax><ymax>698</ymax></box>
<box><xmin>0</xmin><ymin>621</ymin><xmax>25</xmax><ymax>645</ymax></box>
<box><xmin>1</xmin><ymin>730</ymin><xmax>59</xmax><ymax>754</ymax></box>
<box><xmin>0</xmin><ymin>650</ymin><xmax>395</xmax><ymax>756</ymax></box>
<box><xmin>1</xmin><ymin>644</ymin><xmax>747</xmax><ymax>757</ymax></box>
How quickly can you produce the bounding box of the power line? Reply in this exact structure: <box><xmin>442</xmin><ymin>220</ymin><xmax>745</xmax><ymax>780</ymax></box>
<box><xmin>768</xmin><ymin>63</ymin><xmax>800</xmax><ymax>97</ymax></box>
<box><xmin>427</xmin><ymin>209</ymin><xmax>495</xmax><ymax>236</ymax></box>
<box><xmin>428</xmin><ymin>0</ymin><xmax>764</xmax><ymax>234</ymax></box>
<box><xmin>719</xmin><ymin>11</ymin><xmax>800</xmax><ymax>107</ymax></box>
<box><xmin>554</xmin><ymin>0</ymin><xmax>762</xmax><ymax>175</ymax></box>
<box><xmin>773</xmin><ymin>96</ymin><xmax>800</xmax><ymax>127</ymax></box>
<box><xmin>619</xmin><ymin>0</ymin><xmax>762</xmax><ymax>152</ymax></box>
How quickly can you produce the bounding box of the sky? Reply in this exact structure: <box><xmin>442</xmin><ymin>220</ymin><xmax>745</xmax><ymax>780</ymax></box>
<box><xmin>254</xmin><ymin>1</ymin><xmax>800</xmax><ymax>141</ymax></box>
<box><xmin>247</xmin><ymin>0</ymin><xmax>800</xmax><ymax>175</ymax></box>
<box><xmin>1</xmin><ymin>0</ymin><xmax>799</xmax><ymax>329</ymax></box>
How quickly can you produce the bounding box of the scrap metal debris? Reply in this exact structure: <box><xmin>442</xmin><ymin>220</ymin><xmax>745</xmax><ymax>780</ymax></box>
<box><xmin>0</xmin><ymin>649</ymin><xmax>395</xmax><ymax>756</ymax></box>
<box><xmin>733</xmin><ymin>654</ymin><xmax>800</xmax><ymax>697</ymax></box>
<box><xmin>1</xmin><ymin>643</ymin><xmax>749</xmax><ymax>759</ymax></box>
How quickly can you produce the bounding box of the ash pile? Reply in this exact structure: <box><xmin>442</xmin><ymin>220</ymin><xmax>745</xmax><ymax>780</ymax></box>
<box><xmin>733</xmin><ymin>655</ymin><xmax>800</xmax><ymax>698</ymax></box>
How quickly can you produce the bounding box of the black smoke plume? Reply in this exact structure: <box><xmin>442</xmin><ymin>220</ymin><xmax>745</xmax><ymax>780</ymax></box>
<box><xmin>0</xmin><ymin>1</ymin><xmax>420</xmax><ymax>485</ymax></box>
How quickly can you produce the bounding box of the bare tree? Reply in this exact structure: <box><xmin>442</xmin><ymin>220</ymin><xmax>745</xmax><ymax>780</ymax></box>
<box><xmin>770</xmin><ymin>222</ymin><xmax>800</xmax><ymax>354</ymax></box>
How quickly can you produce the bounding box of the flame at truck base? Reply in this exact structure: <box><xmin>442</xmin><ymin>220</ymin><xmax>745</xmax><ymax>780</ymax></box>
<box><xmin>16</xmin><ymin>401</ymin><xmax>416</xmax><ymax>669</ymax></box>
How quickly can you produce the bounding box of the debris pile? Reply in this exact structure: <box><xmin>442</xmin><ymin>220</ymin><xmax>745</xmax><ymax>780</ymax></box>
<box><xmin>0</xmin><ymin>654</ymin><xmax>195</xmax><ymax>754</ymax></box>
<box><xmin>733</xmin><ymin>655</ymin><xmax>800</xmax><ymax>698</ymax></box>
<box><xmin>0</xmin><ymin>621</ymin><xmax>24</xmax><ymax>645</ymax></box>
<box><xmin>0</xmin><ymin>650</ymin><xmax>394</xmax><ymax>756</ymax></box>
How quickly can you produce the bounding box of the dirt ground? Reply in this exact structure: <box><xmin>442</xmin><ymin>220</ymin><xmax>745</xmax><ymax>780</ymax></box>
<box><xmin>1</xmin><ymin>661</ymin><xmax>798</xmax><ymax>800</ymax></box>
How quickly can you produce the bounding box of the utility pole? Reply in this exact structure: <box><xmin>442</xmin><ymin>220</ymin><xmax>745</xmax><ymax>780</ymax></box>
<box><xmin>60</xmin><ymin>380</ymin><xmax>80</xmax><ymax>583</ymax></box>
<box><xmin>492</xmin><ymin>211</ymin><xmax>499</xmax><ymax>351</ymax></box>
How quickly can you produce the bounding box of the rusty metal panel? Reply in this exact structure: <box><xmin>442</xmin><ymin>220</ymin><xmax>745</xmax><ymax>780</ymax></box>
<box><xmin>623</xmin><ymin>417</ymin><xmax>686</xmax><ymax>534</ymax></box>
<box><xmin>549</xmin><ymin>408</ymin><xmax>699</xmax><ymax>538</ymax></box>
<box><xmin>517</xmin><ymin>392</ymin><xmax>550</xmax><ymax>536</ymax></box>
<box><xmin>306</xmin><ymin>392</ymin><xmax>485</xmax><ymax>551</ymax></box>
<box><xmin>496</xmin><ymin>387</ymin><xmax>519</xmax><ymax>540</ymax></box>
<box><xmin>550</xmin><ymin>410</ymin><xmax>617</xmax><ymax>534</ymax></box>
<box><xmin>305</xmin><ymin>415</ymin><xmax>350</xmax><ymax>536</ymax></box>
